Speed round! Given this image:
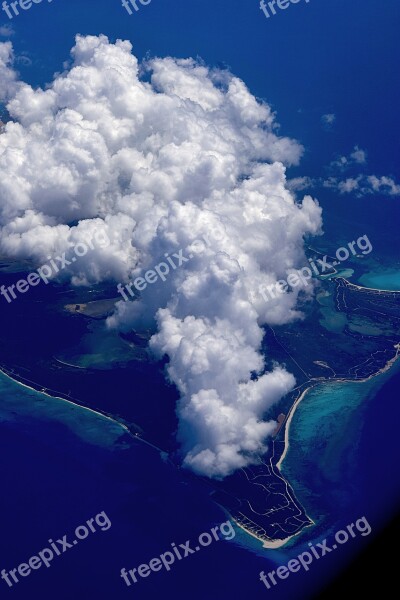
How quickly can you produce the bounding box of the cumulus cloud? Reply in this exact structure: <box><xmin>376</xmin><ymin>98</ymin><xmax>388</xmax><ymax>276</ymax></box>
<box><xmin>324</xmin><ymin>174</ymin><xmax>400</xmax><ymax>197</ymax></box>
<box><xmin>0</xmin><ymin>40</ymin><xmax>19</xmax><ymax>102</ymax></box>
<box><xmin>0</xmin><ymin>35</ymin><xmax>323</xmax><ymax>478</ymax></box>
<box><xmin>287</xmin><ymin>176</ymin><xmax>315</xmax><ymax>192</ymax></box>
<box><xmin>315</xmin><ymin>145</ymin><xmax>399</xmax><ymax>199</ymax></box>
<box><xmin>366</xmin><ymin>175</ymin><xmax>400</xmax><ymax>196</ymax></box>
<box><xmin>350</xmin><ymin>146</ymin><xmax>367</xmax><ymax>165</ymax></box>
<box><xmin>330</xmin><ymin>145</ymin><xmax>367</xmax><ymax>170</ymax></box>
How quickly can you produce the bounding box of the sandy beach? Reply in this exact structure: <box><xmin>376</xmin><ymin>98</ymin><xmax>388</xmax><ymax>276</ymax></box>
<box><xmin>239</xmin><ymin>340</ymin><xmax>400</xmax><ymax>550</ymax></box>
<box><xmin>1</xmin><ymin>333</ymin><xmax>399</xmax><ymax>553</ymax></box>
<box><xmin>277</xmin><ymin>341</ymin><xmax>400</xmax><ymax>473</ymax></box>
<box><xmin>233</xmin><ymin>518</ymin><xmax>305</xmax><ymax>549</ymax></box>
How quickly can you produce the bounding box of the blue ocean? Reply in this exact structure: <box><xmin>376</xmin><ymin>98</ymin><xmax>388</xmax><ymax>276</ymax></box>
<box><xmin>0</xmin><ymin>370</ymin><xmax>305</xmax><ymax>600</ymax></box>
<box><xmin>1</xmin><ymin>310</ymin><xmax>400</xmax><ymax>599</ymax></box>
<box><xmin>1</xmin><ymin>0</ymin><xmax>399</xmax><ymax>598</ymax></box>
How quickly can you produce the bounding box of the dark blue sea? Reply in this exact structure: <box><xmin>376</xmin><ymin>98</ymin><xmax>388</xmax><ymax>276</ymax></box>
<box><xmin>1</xmin><ymin>351</ymin><xmax>400</xmax><ymax>600</ymax></box>
<box><xmin>1</xmin><ymin>1</ymin><xmax>399</xmax><ymax>597</ymax></box>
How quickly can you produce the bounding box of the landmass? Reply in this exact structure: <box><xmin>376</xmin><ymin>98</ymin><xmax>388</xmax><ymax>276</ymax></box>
<box><xmin>0</xmin><ymin>264</ymin><xmax>399</xmax><ymax>548</ymax></box>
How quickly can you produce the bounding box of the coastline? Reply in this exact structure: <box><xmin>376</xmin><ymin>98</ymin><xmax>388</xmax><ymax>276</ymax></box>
<box><xmin>0</xmin><ymin>364</ymin><xmax>304</xmax><ymax>551</ymax></box>
<box><xmin>278</xmin><ymin>340</ymin><xmax>400</xmax><ymax>473</ymax></box>
<box><xmin>264</xmin><ymin>341</ymin><xmax>400</xmax><ymax>549</ymax></box>
<box><xmin>0</xmin><ymin>365</ymin><xmax>128</xmax><ymax>430</ymax></box>
<box><xmin>234</xmin><ymin>519</ymin><xmax>295</xmax><ymax>549</ymax></box>
<box><xmin>1</xmin><ymin>340</ymin><xmax>398</xmax><ymax>552</ymax></box>
<box><xmin>0</xmin><ymin>365</ymin><xmax>165</xmax><ymax>455</ymax></box>
<box><xmin>342</xmin><ymin>277</ymin><xmax>400</xmax><ymax>294</ymax></box>
<box><xmin>276</xmin><ymin>385</ymin><xmax>316</xmax><ymax>471</ymax></box>
<box><xmin>232</xmin><ymin>339</ymin><xmax>400</xmax><ymax>551</ymax></box>
<box><xmin>5</xmin><ymin>342</ymin><xmax>396</xmax><ymax>553</ymax></box>
<box><xmin>1</xmin><ymin>275</ymin><xmax>399</xmax><ymax>552</ymax></box>
<box><xmin>233</xmin><ymin>516</ymin><xmax>310</xmax><ymax>549</ymax></box>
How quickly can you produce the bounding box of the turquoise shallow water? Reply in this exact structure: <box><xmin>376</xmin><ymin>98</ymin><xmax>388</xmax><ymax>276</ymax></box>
<box><xmin>282</xmin><ymin>264</ymin><xmax>400</xmax><ymax>546</ymax></box>
<box><xmin>358</xmin><ymin>270</ymin><xmax>400</xmax><ymax>290</ymax></box>
<box><xmin>275</xmin><ymin>348</ymin><xmax>400</xmax><ymax>597</ymax></box>
<box><xmin>0</xmin><ymin>370</ymin><xmax>126</xmax><ymax>448</ymax></box>
<box><xmin>1</xmin><ymin>370</ymin><xmax>276</xmax><ymax>600</ymax></box>
<box><xmin>281</xmin><ymin>355</ymin><xmax>400</xmax><ymax>541</ymax></box>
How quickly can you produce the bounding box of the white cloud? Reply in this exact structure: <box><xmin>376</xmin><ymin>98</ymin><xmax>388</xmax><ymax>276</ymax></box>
<box><xmin>287</xmin><ymin>176</ymin><xmax>314</xmax><ymax>192</ymax></box>
<box><xmin>338</xmin><ymin>177</ymin><xmax>361</xmax><ymax>193</ymax></box>
<box><xmin>0</xmin><ymin>35</ymin><xmax>323</xmax><ymax>478</ymax></box>
<box><xmin>0</xmin><ymin>24</ymin><xmax>15</xmax><ymax>38</ymax></box>
<box><xmin>330</xmin><ymin>145</ymin><xmax>367</xmax><ymax>170</ymax></box>
<box><xmin>0</xmin><ymin>41</ymin><xmax>20</xmax><ymax>102</ymax></box>
<box><xmin>323</xmin><ymin>174</ymin><xmax>400</xmax><ymax>197</ymax></box>
<box><xmin>350</xmin><ymin>145</ymin><xmax>367</xmax><ymax>164</ymax></box>
<box><xmin>366</xmin><ymin>175</ymin><xmax>400</xmax><ymax>196</ymax></box>
<box><xmin>321</xmin><ymin>113</ymin><xmax>336</xmax><ymax>130</ymax></box>
<box><xmin>324</xmin><ymin>146</ymin><xmax>399</xmax><ymax>197</ymax></box>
